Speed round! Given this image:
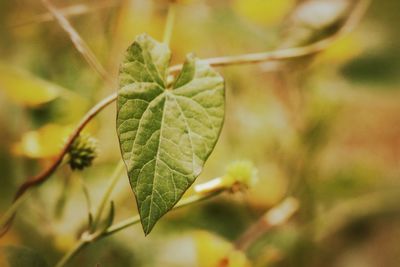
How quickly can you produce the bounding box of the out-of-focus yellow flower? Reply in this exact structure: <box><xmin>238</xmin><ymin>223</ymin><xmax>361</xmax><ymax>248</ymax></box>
<box><xmin>12</xmin><ymin>124</ymin><xmax>71</xmax><ymax>159</ymax></box>
<box><xmin>0</xmin><ymin>64</ymin><xmax>60</xmax><ymax>107</ymax></box>
<box><xmin>233</xmin><ymin>0</ymin><xmax>295</xmax><ymax>26</ymax></box>
<box><xmin>194</xmin><ymin>231</ymin><xmax>250</xmax><ymax>267</ymax></box>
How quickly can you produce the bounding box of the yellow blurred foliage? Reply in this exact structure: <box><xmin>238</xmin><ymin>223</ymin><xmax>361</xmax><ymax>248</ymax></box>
<box><xmin>317</xmin><ymin>35</ymin><xmax>363</xmax><ymax>65</ymax></box>
<box><xmin>247</xmin><ymin>164</ymin><xmax>287</xmax><ymax>207</ymax></box>
<box><xmin>12</xmin><ymin>124</ymin><xmax>71</xmax><ymax>159</ymax></box>
<box><xmin>53</xmin><ymin>234</ymin><xmax>77</xmax><ymax>253</ymax></box>
<box><xmin>0</xmin><ymin>64</ymin><xmax>60</xmax><ymax>107</ymax></box>
<box><xmin>194</xmin><ymin>231</ymin><xmax>250</xmax><ymax>267</ymax></box>
<box><xmin>233</xmin><ymin>0</ymin><xmax>295</xmax><ymax>26</ymax></box>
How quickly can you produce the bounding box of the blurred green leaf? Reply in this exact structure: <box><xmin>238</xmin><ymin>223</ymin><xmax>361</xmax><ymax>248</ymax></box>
<box><xmin>341</xmin><ymin>50</ymin><xmax>400</xmax><ymax>85</ymax></box>
<box><xmin>117</xmin><ymin>34</ymin><xmax>225</xmax><ymax>234</ymax></box>
<box><xmin>0</xmin><ymin>246</ymin><xmax>49</xmax><ymax>267</ymax></box>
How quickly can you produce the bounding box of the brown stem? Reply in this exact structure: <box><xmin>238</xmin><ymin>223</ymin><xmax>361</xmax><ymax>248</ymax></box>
<box><xmin>0</xmin><ymin>93</ymin><xmax>116</xmax><ymax>237</ymax></box>
<box><xmin>169</xmin><ymin>0</ymin><xmax>370</xmax><ymax>72</ymax></box>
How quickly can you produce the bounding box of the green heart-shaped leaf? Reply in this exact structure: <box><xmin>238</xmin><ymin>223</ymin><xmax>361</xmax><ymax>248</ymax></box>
<box><xmin>117</xmin><ymin>34</ymin><xmax>225</xmax><ymax>234</ymax></box>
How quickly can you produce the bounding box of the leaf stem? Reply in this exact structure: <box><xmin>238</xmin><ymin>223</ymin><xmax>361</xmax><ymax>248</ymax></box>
<box><xmin>54</xmin><ymin>239</ymin><xmax>87</xmax><ymax>267</ymax></box>
<box><xmin>163</xmin><ymin>2</ymin><xmax>177</xmax><ymax>45</ymax></box>
<box><xmin>0</xmin><ymin>192</ymin><xmax>30</xmax><ymax>229</ymax></box>
<box><xmin>55</xmin><ymin>189</ymin><xmax>222</xmax><ymax>267</ymax></box>
<box><xmin>104</xmin><ymin>191</ymin><xmax>220</xmax><ymax>236</ymax></box>
<box><xmin>92</xmin><ymin>160</ymin><xmax>125</xmax><ymax>230</ymax></box>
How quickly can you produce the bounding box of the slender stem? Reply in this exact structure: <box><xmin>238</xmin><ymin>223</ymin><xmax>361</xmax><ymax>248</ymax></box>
<box><xmin>104</xmin><ymin>191</ymin><xmax>220</xmax><ymax>236</ymax></box>
<box><xmin>163</xmin><ymin>2</ymin><xmax>177</xmax><ymax>45</ymax></box>
<box><xmin>10</xmin><ymin>1</ymin><xmax>119</xmax><ymax>28</ymax></box>
<box><xmin>78</xmin><ymin>175</ymin><xmax>92</xmax><ymax>212</ymax></box>
<box><xmin>234</xmin><ymin>197</ymin><xmax>299</xmax><ymax>251</ymax></box>
<box><xmin>55</xmin><ymin>190</ymin><xmax>222</xmax><ymax>267</ymax></box>
<box><xmin>41</xmin><ymin>0</ymin><xmax>112</xmax><ymax>84</ymax></box>
<box><xmin>0</xmin><ymin>93</ymin><xmax>116</xmax><ymax>237</ymax></box>
<box><xmin>54</xmin><ymin>239</ymin><xmax>87</xmax><ymax>267</ymax></box>
<box><xmin>169</xmin><ymin>0</ymin><xmax>370</xmax><ymax>72</ymax></box>
<box><xmin>14</xmin><ymin>93</ymin><xmax>116</xmax><ymax>201</ymax></box>
<box><xmin>92</xmin><ymin>161</ymin><xmax>125</xmax><ymax>230</ymax></box>
<box><xmin>0</xmin><ymin>193</ymin><xmax>30</xmax><ymax>228</ymax></box>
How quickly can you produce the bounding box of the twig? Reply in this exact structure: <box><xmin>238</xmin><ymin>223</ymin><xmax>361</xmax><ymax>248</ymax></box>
<box><xmin>0</xmin><ymin>93</ymin><xmax>116</xmax><ymax>237</ymax></box>
<box><xmin>10</xmin><ymin>1</ymin><xmax>119</xmax><ymax>28</ymax></box>
<box><xmin>55</xmin><ymin>239</ymin><xmax>87</xmax><ymax>267</ymax></box>
<box><xmin>234</xmin><ymin>197</ymin><xmax>299</xmax><ymax>251</ymax></box>
<box><xmin>14</xmin><ymin>93</ymin><xmax>116</xmax><ymax>201</ymax></box>
<box><xmin>163</xmin><ymin>3</ymin><xmax>177</xmax><ymax>45</ymax></box>
<box><xmin>2</xmin><ymin>0</ymin><xmax>369</xmax><ymax>236</ymax></box>
<box><xmin>55</xmin><ymin>189</ymin><xmax>222</xmax><ymax>267</ymax></box>
<box><xmin>41</xmin><ymin>0</ymin><xmax>112</xmax><ymax>84</ymax></box>
<box><xmin>169</xmin><ymin>0</ymin><xmax>370</xmax><ymax>72</ymax></box>
<box><xmin>91</xmin><ymin>161</ymin><xmax>125</xmax><ymax>230</ymax></box>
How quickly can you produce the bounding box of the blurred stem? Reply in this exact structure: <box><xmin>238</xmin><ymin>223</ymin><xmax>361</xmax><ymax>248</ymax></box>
<box><xmin>104</xmin><ymin>191</ymin><xmax>220</xmax><ymax>236</ymax></box>
<box><xmin>92</xmin><ymin>161</ymin><xmax>125</xmax><ymax>231</ymax></box>
<box><xmin>0</xmin><ymin>192</ymin><xmax>30</xmax><ymax>229</ymax></box>
<box><xmin>41</xmin><ymin>0</ymin><xmax>111</xmax><ymax>84</ymax></box>
<box><xmin>55</xmin><ymin>239</ymin><xmax>87</xmax><ymax>267</ymax></box>
<box><xmin>77</xmin><ymin>175</ymin><xmax>93</xmax><ymax>225</ymax></box>
<box><xmin>169</xmin><ymin>0</ymin><xmax>370</xmax><ymax>71</ymax></box>
<box><xmin>55</xmin><ymin>189</ymin><xmax>223</xmax><ymax>267</ymax></box>
<box><xmin>234</xmin><ymin>197</ymin><xmax>299</xmax><ymax>251</ymax></box>
<box><xmin>54</xmin><ymin>174</ymin><xmax>71</xmax><ymax>219</ymax></box>
<box><xmin>0</xmin><ymin>158</ymin><xmax>68</xmax><ymax>237</ymax></box>
<box><xmin>163</xmin><ymin>2</ymin><xmax>177</xmax><ymax>45</ymax></box>
<box><xmin>10</xmin><ymin>93</ymin><xmax>115</xmax><ymax>210</ymax></box>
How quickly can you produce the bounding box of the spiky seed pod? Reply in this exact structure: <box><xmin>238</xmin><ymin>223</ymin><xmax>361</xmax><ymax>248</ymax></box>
<box><xmin>67</xmin><ymin>134</ymin><xmax>98</xmax><ymax>171</ymax></box>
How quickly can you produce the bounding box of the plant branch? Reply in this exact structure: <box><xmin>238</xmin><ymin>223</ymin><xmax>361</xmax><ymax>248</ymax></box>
<box><xmin>10</xmin><ymin>1</ymin><xmax>119</xmax><ymax>28</ymax></box>
<box><xmin>234</xmin><ymin>197</ymin><xmax>299</xmax><ymax>251</ymax></box>
<box><xmin>0</xmin><ymin>193</ymin><xmax>30</xmax><ymax>230</ymax></box>
<box><xmin>104</xmin><ymin>191</ymin><xmax>220</xmax><ymax>236</ymax></box>
<box><xmin>41</xmin><ymin>0</ymin><xmax>112</xmax><ymax>84</ymax></box>
<box><xmin>14</xmin><ymin>93</ymin><xmax>116</xmax><ymax>201</ymax></box>
<box><xmin>55</xmin><ymin>239</ymin><xmax>87</xmax><ymax>267</ymax></box>
<box><xmin>0</xmin><ymin>93</ymin><xmax>116</xmax><ymax>237</ymax></box>
<box><xmin>55</xmin><ymin>189</ymin><xmax>223</xmax><ymax>267</ymax></box>
<box><xmin>169</xmin><ymin>0</ymin><xmax>370</xmax><ymax>72</ymax></box>
<box><xmin>163</xmin><ymin>2</ymin><xmax>177</xmax><ymax>45</ymax></box>
<box><xmin>92</xmin><ymin>161</ymin><xmax>125</xmax><ymax>230</ymax></box>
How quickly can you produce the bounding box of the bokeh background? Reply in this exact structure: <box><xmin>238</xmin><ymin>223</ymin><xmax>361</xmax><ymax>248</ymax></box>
<box><xmin>1</xmin><ymin>0</ymin><xmax>400</xmax><ymax>266</ymax></box>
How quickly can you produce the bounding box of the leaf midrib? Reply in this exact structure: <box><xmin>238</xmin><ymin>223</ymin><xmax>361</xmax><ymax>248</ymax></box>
<box><xmin>143</xmin><ymin>90</ymin><xmax>198</xmax><ymax>233</ymax></box>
